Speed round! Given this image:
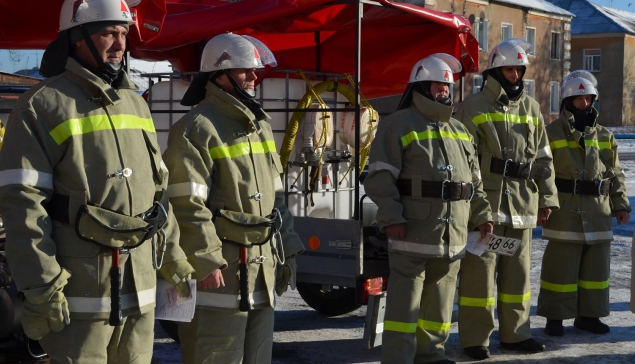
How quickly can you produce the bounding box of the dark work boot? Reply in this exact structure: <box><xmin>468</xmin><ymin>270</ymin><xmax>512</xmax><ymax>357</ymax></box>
<box><xmin>500</xmin><ymin>338</ymin><xmax>545</xmax><ymax>353</ymax></box>
<box><xmin>464</xmin><ymin>346</ymin><xmax>490</xmax><ymax>360</ymax></box>
<box><xmin>544</xmin><ymin>319</ymin><xmax>564</xmax><ymax>336</ymax></box>
<box><xmin>574</xmin><ymin>316</ymin><xmax>610</xmax><ymax>334</ymax></box>
<box><xmin>428</xmin><ymin>360</ymin><xmax>456</xmax><ymax>364</ymax></box>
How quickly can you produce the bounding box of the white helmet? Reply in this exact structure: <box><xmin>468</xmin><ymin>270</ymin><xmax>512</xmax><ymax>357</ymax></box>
<box><xmin>408</xmin><ymin>53</ymin><xmax>462</xmax><ymax>84</ymax></box>
<box><xmin>561</xmin><ymin>70</ymin><xmax>598</xmax><ymax>99</ymax></box>
<box><xmin>59</xmin><ymin>0</ymin><xmax>135</xmax><ymax>32</ymax></box>
<box><xmin>487</xmin><ymin>38</ymin><xmax>532</xmax><ymax>70</ymax></box>
<box><xmin>200</xmin><ymin>33</ymin><xmax>277</xmax><ymax>72</ymax></box>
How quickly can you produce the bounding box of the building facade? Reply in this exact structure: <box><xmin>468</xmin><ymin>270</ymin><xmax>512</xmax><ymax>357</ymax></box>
<box><xmin>550</xmin><ymin>0</ymin><xmax>635</xmax><ymax>126</ymax></box>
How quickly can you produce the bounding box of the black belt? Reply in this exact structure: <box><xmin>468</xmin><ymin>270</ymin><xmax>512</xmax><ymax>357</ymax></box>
<box><xmin>555</xmin><ymin>178</ymin><xmax>611</xmax><ymax>196</ymax></box>
<box><xmin>396</xmin><ymin>179</ymin><xmax>474</xmax><ymax>201</ymax></box>
<box><xmin>488</xmin><ymin>157</ymin><xmax>552</xmax><ymax>180</ymax></box>
<box><xmin>46</xmin><ymin>192</ymin><xmax>165</xmax><ymax>226</ymax></box>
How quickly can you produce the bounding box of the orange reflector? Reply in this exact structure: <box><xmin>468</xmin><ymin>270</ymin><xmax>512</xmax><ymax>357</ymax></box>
<box><xmin>364</xmin><ymin>277</ymin><xmax>384</xmax><ymax>296</ymax></box>
<box><xmin>308</xmin><ymin>236</ymin><xmax>321</xmax><ymax>250</ymax></box>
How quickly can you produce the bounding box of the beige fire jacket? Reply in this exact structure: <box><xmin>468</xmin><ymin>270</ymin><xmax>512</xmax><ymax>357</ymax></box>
<box><xmin>542</xmin><ymin>108</ymin><xmax>630</xmax><ymax>244</ymax></box>
<box><xmin>163</xmin><ymin>82</ymin><xmax>304</xmax><ymax>311</ymax></box>
<box><xmin>0</xmin><ymin>58</ymin><xmax>188</xmax><ymax>319</ymax></box>
<box><xmin>364</xmin><ymin>92</ymin><xmax>492</xmax><ymax>260</ymax></box>
<box><xmin>455</xmin><ymin>77</ymin><xmax>559</xmax><ymax>229</ymax></box>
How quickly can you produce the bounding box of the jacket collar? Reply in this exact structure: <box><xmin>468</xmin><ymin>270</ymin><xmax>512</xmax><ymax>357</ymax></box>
<box><xmin>202</xmin><ymin>82</ymin><xmax>271</xmax><ymax>132</ymax></box>
<box><xmin>559</xmin><ymin>107</ymin><xmax>599</xmax><ymax>131</ymax></box>
<box><xmin>64</xmin><ymin>57</ymin><xmax>137</xmax><ymax>107</ymax></box>
<box><xmin>484</xmin><ymin>77</ymin><xmax>524</xmax><ymax>106</ymax></box>
<box><xmin>411</xmin><ymin>91</ymin><xmax>453</xmax><ymax>123</ymax></box>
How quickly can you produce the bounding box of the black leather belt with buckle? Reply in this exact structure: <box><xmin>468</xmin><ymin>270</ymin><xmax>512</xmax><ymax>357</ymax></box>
<box><xmin>555</xmin><ymin>178</ymin><xmax>611</xmax><ymax>196</ymax></box>
<box><xmin>488</xmin><ymin>157</ymin><xmax>552</xmax><ymax>180</ymax></box>
<box><xmin>397</xmin><ymin>179</ymin><xmax>474</xmax><ymax>201</ymax></box>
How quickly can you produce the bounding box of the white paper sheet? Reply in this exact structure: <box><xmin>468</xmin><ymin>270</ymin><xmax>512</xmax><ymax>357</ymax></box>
<box><xmin>155</xmin><ymin>279</ymin><xmax>197</xmax><ymax>322</ymax></box>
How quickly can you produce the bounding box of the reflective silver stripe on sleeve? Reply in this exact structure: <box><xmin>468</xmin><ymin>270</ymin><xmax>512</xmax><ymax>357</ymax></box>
<box><xmin>369</xmin><ymin>161</ymin><xmax>400</xmax><ymax>180</ymax></box>
<box><xmin>0</xmin><ymin>169</ymin><xmax>54</xmax><ymax>189</ymax></box>
<box><xmin>472</xmin><ymin>170</ymin><xmax>482</xmax><ymax>180</ymax></box>
<box><xmin>66</xmin><ymin>287</ymin><xmax>156</xmax><ymax>313</ymax></box>
<box><xmin>160</xmin><ymin>160</ymin><xmax>169</xmax><ymax>175</ymax></box>
<box><xmin>388</xmin><ymin>239</ymin><xmax>448</xmax><ymax>256</ymax></box>
<box><xmin>494</xmin><ymin>212</ymin><xmax>536</xmax><ymax>226</ymax></box>
<box><xmin>167</xmin><ymin>182</ymin><xmax>208</xmax><ymax>199</ymax></box>
<box><xmin>536</xmin><ymin>146</ymin><xmax>552</xmax><ymax>159</ymax></box>
<box><xmin>196</xmin><ymin>289</ymin><xmax>272</xmax><ymax>309</ymax></box>
<box><xmin>542</xmin><ymin>228</ymin><xmax>613</xmax><ymax>241</ymax></box>
<box><xmin>614</xmin><ymin>171</ymin><xmax>624</xmax><ymax>177</ymax></box>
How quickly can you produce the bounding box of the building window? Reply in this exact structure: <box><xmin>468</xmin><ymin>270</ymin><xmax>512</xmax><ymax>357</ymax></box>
<box><xmin>524</xmin><ymin>79</ymin><xmax>535</xmax><ymax>98</ymax></box>
<box><xmin>474</xmin><ymin>19</ymin><xmax>488</xmax><ymax>51</ymax></box>
<box><xmin>526</xmin><ymin>27</ymin><xmax>536</xmax><ymax>56</ymax></box>
<box><xmin>584</xmin><ymin>49</ymin><xmax>601</xmax><ymax>72</ymax></box>
<box><xmin>551</xmin><ymin>32</ymin><xmax>561</xmax><ymax>59</ymax></box>
<box><xmin>502</xmin><ymin>23</ymin><xmax>513</xmax><ymax>41</ymax></box>
<box><xmin>550</xmin><ymin>82</ymin><xmax>560</xmax><ymax>114</ymax></box>
<box><xmin>473</xmin><ymin>75</ymin><xmax>483</xmax><ymax>93</ymax></box>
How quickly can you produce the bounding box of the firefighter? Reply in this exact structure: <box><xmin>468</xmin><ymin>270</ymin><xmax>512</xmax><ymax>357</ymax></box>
<box><xmin>364</xmin><ymin>53</ymin><xmax>493</xmax><ymax>364</ymax></box>
<box><xmin>455</xmin><ymin>38</ymin><xmax>559</xmax><ymax>360</ymax></box>
<box><xmin>0</xmin><ymin>0</ymin><xmax>194</xmax><ymax>362</ymax></box>
<box><xmin>538</xmin><ymin>70</ymin><xmax>631</xmax><ymax>336</ymax></box>
<box><xmin>162</xmin><ymin>33</ymin><xmax>304</xmax><ymax>364</ymax></box>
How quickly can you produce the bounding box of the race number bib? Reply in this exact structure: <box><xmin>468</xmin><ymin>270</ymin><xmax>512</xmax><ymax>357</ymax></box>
<box><xmin>484</xmin><ymin>235</ymin><xmax>521</xmax><ymax>256</ymax></box>
<box><xmin>466</xmin><ymin>232</ymin><xmax>521</xmax><ymax>257</ymax></box>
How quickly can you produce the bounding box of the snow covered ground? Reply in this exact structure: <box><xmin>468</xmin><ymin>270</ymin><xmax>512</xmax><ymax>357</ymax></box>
<box><xmin>152</xmin><ymin>132</ymin><xmax>635</xmax><ymax>364</ymax></box>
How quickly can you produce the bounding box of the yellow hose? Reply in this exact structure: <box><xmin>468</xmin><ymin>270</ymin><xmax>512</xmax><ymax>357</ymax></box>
<box><xmin>0</xmin><ymin>119</ymin><xmax>5</xmax><ymax>151</ymax></box>
<box><xmin>279</xmin><ymin>81</ymin><xmax>356</xmax><ymax>169</ymax></box>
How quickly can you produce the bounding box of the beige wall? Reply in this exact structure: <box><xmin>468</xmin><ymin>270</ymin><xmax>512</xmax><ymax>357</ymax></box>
<box><xmin>622</xmin><ymin>37</ymin><xmax>635</xmax><ymax>126</ymax></box>
<box><xmin>393</xmin><ymin>0</ymin><xmax>571</xmax><ymax>123</ymax></box>
<box><xmin>571</xmin><ymin>36</ymin><xmax>625</xmax><ymax>126</ymax></box>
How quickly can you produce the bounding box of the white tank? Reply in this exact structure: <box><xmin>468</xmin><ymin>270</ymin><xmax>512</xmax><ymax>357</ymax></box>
<box><xmin>339</xmin><ymin>107</ymin><xmax>379</xmax><ymax>155</ymax></box>
<box><xmin>148</xmin><ymin>80</ymin><xmax>192</xmax><ymax>152</ymax></box>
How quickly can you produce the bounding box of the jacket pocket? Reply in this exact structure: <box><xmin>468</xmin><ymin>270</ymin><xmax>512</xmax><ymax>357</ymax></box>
<box><xmin>142</xmin><ymin>130</ymin><xmax>167</xmax><ymax>184</ymax></box>
<box><xmin>402</xmin><ymin>199</ymin><xmax>431</xmax><ymax>221</ymax></box>
<box><xmin>271</xmin><ymin>152</ymin><xmax>284</xmax><ymax>174</ymax></box>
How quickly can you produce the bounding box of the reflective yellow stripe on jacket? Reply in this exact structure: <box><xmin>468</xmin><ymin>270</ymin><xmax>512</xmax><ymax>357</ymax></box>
<box><xmin>400</xmin><ymin>130</ymin><xmax>471</xmax><ymax>147</ymax></box>
<box><xmin>209</xmin><ymin>140</ymin><xmax>276</xmax><ymax>160</ymax></box>
<box><xmin>472</xmin><ymin>113</ymin><xmax>540</xmax><ymax>126</ymax></box>
<box><xmin>550</xmin><ymin>139</ymin><xmax>612</xmax><ymax>150</ymax></box>
<box><xmin>50</xmin><ymin>114</ymin><xmax>155</xmax><ymax>145</ymax></box>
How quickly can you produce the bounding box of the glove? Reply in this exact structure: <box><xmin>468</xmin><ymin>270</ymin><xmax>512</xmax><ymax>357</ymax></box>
<box><xmin>158</xmin><ymin>259</ymin><xmax>195</xmax><ymax>298</ymax></box>
<box><xmin>21</xmin><ymin>268</ymin><xmax>72</xmax><ymax>340</ymax></box>
<box><xmin>275</xmin><ymin>256</ymin><xmax>297</xmax><ymax>297</ymax></box>
<box><xmin>22</xmin><ymin>290</ymin><xmax>70</xmax><ymax>340</ymax></box>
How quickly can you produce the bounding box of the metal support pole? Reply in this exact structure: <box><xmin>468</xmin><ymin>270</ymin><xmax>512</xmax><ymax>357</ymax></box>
<box><xmin>354</xmin><ymin>0</ymin><xmax>362</xmax><ymax>221</ymax></box>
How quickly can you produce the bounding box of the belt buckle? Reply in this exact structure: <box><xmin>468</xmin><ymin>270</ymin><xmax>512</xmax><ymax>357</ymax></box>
<box><xmin>503</xmin><ymin>159</ymin><xmax>513</xmax><ymax>178</ymax></box>
<box><xmin>574</xmin><ymin>178</ymin><xmax>582</xmax><ymax>196</ymax></box>
<box><xmin>524</xmin><ymin>161</ymin><xmax>533</xmax><ymax>180</ymax></box>
<box><xmin>598</xmin><ymin>179</ymin><xmax>609</xmax><ymax>196</ymax></box>
<box><xmin>441</xmin><ymin>180</ymin><xmax>450</xmax><ymax>201</ymax></box>
<box><xmin>467</xmin><ymin>182</ymin><xmax>475</xmax><ymax>201</ymax></box>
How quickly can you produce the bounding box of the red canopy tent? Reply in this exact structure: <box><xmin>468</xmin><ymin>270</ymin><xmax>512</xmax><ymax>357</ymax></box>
<box><xmin>0</xmin><ymin>0</ymin><xmax>479</xmax><ymax>98</ymax></box>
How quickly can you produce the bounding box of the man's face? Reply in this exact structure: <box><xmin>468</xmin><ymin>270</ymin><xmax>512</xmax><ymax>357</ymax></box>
<box><xmin>572</xmin><ymin>95</ymin><xmax>594</xmax><ymax>111</ymax></box>
<box><xmin>75</xmin><ymin>25</ymin><xmax>128</xmax><ymax>69</ymax></box>
<box><xmin>215</xmin><ymin>68</ymin><xmax>258</xmax><ymax>98</ymax></box>
<box><xmin>500</xmin><ymin>66</ymin><xmax>524</xmax><ymax>85</ymax></box>
<box><xmin>430</xmin><ymin>81</ymin><xmax>450</xmax><ymax>100</ymax></box>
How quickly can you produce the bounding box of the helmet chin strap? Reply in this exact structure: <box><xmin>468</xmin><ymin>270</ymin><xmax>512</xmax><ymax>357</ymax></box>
<box><xmin>218</xmin><ymin>70</ymin><xmax>267</xmax><ymax>125</ymax></box>
<box><xmin>222</xmin><ymin>69</ymin><xmax>256</xmax><ymax>100</ymax></box>
<box><xmin>79</xmin><ymin>25</ymin><xmax>124</xmax><ymax>84</ymax></box>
